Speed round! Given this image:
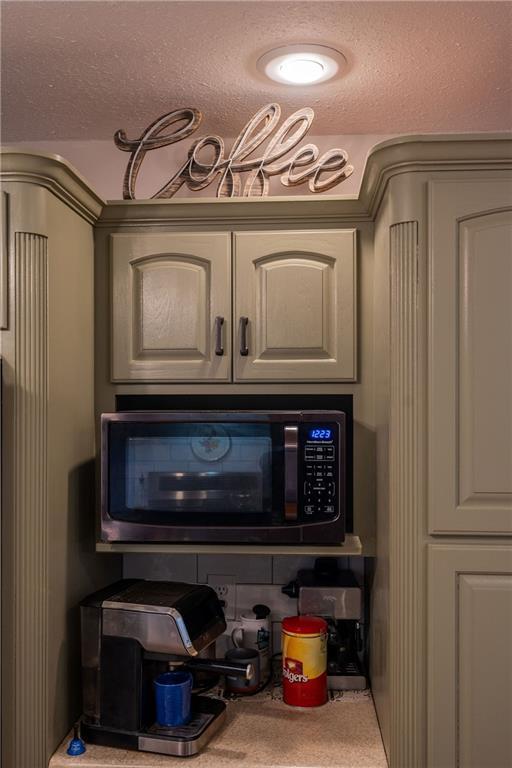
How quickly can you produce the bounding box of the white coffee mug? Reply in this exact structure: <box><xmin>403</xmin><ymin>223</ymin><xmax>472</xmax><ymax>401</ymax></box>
<box><xmin>231</xmin><ymin>611</ymin><xmax>271</xmax><ymax>679</ymax></box>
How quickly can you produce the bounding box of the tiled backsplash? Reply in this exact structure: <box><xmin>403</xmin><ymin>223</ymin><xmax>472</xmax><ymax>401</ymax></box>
<box><xmin>123</xmin><ymin>553</ymin><xmax>363</xmax><ymax>653</ymax></box>
<box><xmin>123</xmin><ymin>553</ymin><xmax>362</xmax><ymax>588</ymax></box>
<box><xmin>197</xmin><ymin>554</ymin><xmax>273</xmax><ymax>584</ymax></box>
<box><xmin>122</xmin><ymin>553</ymin><xmax>199</xmax><ymax>583</ymax></box>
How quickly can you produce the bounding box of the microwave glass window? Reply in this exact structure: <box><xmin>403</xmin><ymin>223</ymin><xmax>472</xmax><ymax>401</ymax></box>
<box><xmin>110</xmin><ymin>423</ymin><xmax>273</xmax><ymax>520</ymax></box>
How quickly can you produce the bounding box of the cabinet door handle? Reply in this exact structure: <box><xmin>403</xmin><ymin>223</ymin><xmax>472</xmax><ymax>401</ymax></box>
<box><xmin>214</xmin><ymin>316</ymin><xmax>224</xmax><ymax>356</ymax></box>
<box><xmin>239</xmin><ymin>316</ymin><xmax>249</xmax><ymax>356</ymax></box>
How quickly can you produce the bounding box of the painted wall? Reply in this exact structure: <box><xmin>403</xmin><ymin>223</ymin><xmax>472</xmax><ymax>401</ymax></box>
<box><xmin>13</xmin><ymin>135</ymin><xmax>392</xmax><ymax>200</ymax></box>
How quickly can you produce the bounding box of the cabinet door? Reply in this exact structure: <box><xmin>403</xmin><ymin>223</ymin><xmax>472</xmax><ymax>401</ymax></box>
<box><xmin>429</xmin><ymin>180</ymin><xmax>512</xmax><ymax>533</ymax></box>
<box><xmin>111</xmin><ymin>232</ymin><xmax>230</xmax><ymax>381</ymax></box>
<box><xmin>233</xmin><ymin>230</ymin><xmax>356</xmax><ymax>381</ymax></box>
<box><xmin>428</xmin><ymin>544</ymin><xmax>512</xmax><ymax>768</ymax></box>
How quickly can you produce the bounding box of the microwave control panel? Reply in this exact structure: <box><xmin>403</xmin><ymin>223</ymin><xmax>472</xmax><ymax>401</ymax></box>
<box><xmin>300</xmin><ymin>424</ymin><xmax>340</xmax><ymax>520</ymax></box>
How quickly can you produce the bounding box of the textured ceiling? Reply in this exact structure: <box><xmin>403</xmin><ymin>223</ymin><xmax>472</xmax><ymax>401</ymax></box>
<box><xmin>1</xmin><ymin>0</ymin><xmax>511</xmax><ymax>141</ymax></box>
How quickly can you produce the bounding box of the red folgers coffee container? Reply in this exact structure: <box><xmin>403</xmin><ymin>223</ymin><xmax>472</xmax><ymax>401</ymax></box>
<box><xmin>281</xmin><ymin>616</ymin><xmax>328</xmax><ymax>707</ymax></box>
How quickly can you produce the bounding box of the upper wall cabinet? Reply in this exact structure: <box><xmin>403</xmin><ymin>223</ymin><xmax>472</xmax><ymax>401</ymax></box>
<box><xmin>429</xmin><ymin>179</ymin><xmax>512</xmax><ymax>534</ymax></box>
<box><xmin>234</xmin><ymin>230</ymin><xmax>356</xmax><ymax>381</ymax></box>
<box><xmin>111</xmin><ymin>228</ymin><xmax>357</xmax><ymax>383</ymax></box>
<box><xmin>111</xmin><ymin>232</ymin><xmax>231</xmax><ymax>381</ymax></box>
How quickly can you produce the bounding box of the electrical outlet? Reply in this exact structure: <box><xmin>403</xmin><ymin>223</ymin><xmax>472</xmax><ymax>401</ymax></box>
<box><xmin>207</xmin><ymin>576</ymin><xmax>236</xmax><ymax>620</ymax></box>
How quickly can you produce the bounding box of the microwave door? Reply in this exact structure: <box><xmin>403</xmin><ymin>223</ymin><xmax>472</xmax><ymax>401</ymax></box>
<box><xmin>106</xmin><ymin>420</ymin><xmax>278</xmax><ymax>525</ymax></box>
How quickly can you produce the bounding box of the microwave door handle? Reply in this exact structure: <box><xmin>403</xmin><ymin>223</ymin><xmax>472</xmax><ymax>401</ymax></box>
<box><xmin>284</xmin><ymin>425</ymin><xmax>298</xmax><ymax>522</ymax></box>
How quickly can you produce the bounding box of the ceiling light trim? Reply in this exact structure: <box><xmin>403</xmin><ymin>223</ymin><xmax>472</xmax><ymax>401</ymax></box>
<box><xmin>257</xmin><ymin>44</ymin><xmax>346</xmax><ymax>86</ymax></box>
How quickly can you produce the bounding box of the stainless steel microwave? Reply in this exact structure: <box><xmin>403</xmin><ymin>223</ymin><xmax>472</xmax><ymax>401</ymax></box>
<box><xmin>100</xmin><ymin>411</ymin><xmax>346</xmax><ymax>545</ymax></box>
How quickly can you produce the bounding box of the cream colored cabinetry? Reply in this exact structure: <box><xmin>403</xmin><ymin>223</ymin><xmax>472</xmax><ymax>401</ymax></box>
<box><xmin>381</xmin><ymin>154</ymin><xmax>512</xmax><ymax>768</ymax></box>
<box><xmin>425</xmin><ymin>178</ymin><xmax>512</xmax><ymax>768</ymax></box>
<box><xmin>234</xmin><ymin>230</ymin><xmax>356</xmax><ymax>381</ymax></box>
<box><xmin>111</xmin><ymin>228</ymin><xmax>357</xmax><ymax>383</ymax></box>
<box><xmin>0</xmin><ymin>152</ymin><xmax>120</xmax><ymax>768</ymax></box>
<box><xmin>111</xmin><ymin>232</ymin><xmax>231</xmax><ymax>381</ymax></box>
<box><xmin>429</xmin><ymin>181</ymin><xmax>512</xmax><ymax>534</ymax></box>
<box><xmin>428</xmin><ymin>544</ymin><xmax>512</xmax><ymax>768</ymax></box>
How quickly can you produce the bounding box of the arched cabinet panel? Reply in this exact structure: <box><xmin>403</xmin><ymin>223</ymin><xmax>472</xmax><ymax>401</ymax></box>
<box><xmin>429</xmin><ymin>180</ymin><xmax>512</xmax><ymax>533</ymax></box>
<box><xmin>131</xmin><ymin>255</ymin><xmax>209</xmax><ymax>359</ymax></box>
<box><xmin>428</xmin><ymin>545</ymin><xmax>512</xmax><ymax>768</ymax></box>
<box><xmin>111</xmin><ymin>232</ymin><xmax>231</xmax><ymax>381</ymax></box>
<box><xmin>234</xmin><ymin>230</ymin><xmax>356</xmax><ymax>381</ymax></box>
<box><xmin>458</xmin><ymin>213</ymin><xmax>512</xmax><ymax>511</ymax></box>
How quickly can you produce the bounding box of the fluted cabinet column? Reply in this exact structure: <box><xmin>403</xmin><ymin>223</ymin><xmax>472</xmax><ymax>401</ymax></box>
<box><xmin>14</xmin><ymin>233</ymin><xmax>49</xmax><ymax>767</ymax></box>
<box><xmin>389</xmin><ymin>221</ymin><xmax>426</xmax><ymax>768</ymax></box>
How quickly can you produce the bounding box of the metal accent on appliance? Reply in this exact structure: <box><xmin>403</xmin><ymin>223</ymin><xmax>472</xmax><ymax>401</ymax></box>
<box><xmin>102</xmin><ymin>410</ymin><xmax>342</xmax><ymax>424</ymax></box>
<box><xmin>284</xmin><ymin>425</ymin><xmax>298</xmax><ymax>522</ymax></box>
<box><xmin>182</xmin><ymin>657</ymin><xmax>255</xmax><ymax>679</ymax></box>
<box><xmin>298</xmin><ymin>585</ymin><xmax>362</xmax><ymax>619</ymax></box>
<box><xmin>148</xmin><ymin>471</ymin><xmax>258</xmax><ymax>505</ymax></box>
<box><xmin>155</xmin><ymin>490</ymin><xmax>227</xmax><ymax>501</ymax></box>
<box><xmin>214</xmin><ymin>316</ymin><xmax>224</xmax><ymax>356</ymax></box>
<box><xmin>154</xmin><ymin>471</ymin><xmax>221</xmax><ymax>478</ymax></box>
<box><xmin>139</xmin><ymin>708</ymin><xmax>226</xmax><ymax>757</ymax></box>
<box><xmin>239</xmin><ymin>316</ymin><xmax>249</xmax><ymax>356</ymax></box>
<box><xmin>102</xmin><ymin>607</ymin><xmax>197</xmax><ymax>656</ymax></box>
<box><xmin>147</xmin><ymin>470</ymin><xmax>260</xmax><ymax>511</ymax></box>
<box><xmin>100</xmin><ymin>582</ymin><xmax>226</xmax><ymax>656</ymax></box>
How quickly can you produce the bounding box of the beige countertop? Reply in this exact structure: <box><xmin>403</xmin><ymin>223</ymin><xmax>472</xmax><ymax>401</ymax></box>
<box><xmin>49</xmin><ymin>690</ymin><xmax>387</xmax><ymax>768</ymax></box>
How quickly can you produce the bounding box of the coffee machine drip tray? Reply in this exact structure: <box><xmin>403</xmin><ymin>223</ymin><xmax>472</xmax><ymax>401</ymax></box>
<box><xmin>145</xmin><ymin>695</ymin><xmax>224</xmax><ymax>741</ymax></box>
<box><xmin>81</xmin><ymin>696</ymin><xmax>226</xmax><ymax>758</ymax></box>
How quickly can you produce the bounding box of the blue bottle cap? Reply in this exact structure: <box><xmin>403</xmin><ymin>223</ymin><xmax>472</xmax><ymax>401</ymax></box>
<box><xmin>66</xmin><ymin>736</ymin><xmax>86</xmax><ymax>756</ymax></box>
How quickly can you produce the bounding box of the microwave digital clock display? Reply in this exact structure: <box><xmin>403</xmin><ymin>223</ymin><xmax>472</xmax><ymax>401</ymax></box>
<box><xmin>308</xmin><ymin>428</ymin><xmax>332</xmax><ymax>440</ymax></box>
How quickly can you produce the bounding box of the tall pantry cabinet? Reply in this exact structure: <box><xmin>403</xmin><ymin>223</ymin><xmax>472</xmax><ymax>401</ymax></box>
<box><xmin>374</xmin><ymin>143</ymin><xmax>512</xmax><ymax>768</ymax></box>
<box><xmin>0</xmin><ymin>151</ymin><xmax>121</xmax><ymax>768</ymax></box>
<box><xmin>427</xmin><ymin>177</ymin><xmax>512</xmax><ymax>768</ymax></box>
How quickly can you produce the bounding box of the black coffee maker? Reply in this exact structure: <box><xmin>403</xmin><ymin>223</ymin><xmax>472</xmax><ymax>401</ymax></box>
<box><xmin>283</xmin><ymin>558</ymin><xmax>366</xmax><ymax>690</ymax></box>
<box><xmin>80</xmin><ymin>580</ymin><xmax>252</xmax><ymax>757</ymax></box>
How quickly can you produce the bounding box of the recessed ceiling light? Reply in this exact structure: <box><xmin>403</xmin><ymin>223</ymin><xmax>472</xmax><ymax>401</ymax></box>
<box><xmin>257</xmin><ymin>45</ymin><xmax>346</xmax><ymax>86</ymax></box>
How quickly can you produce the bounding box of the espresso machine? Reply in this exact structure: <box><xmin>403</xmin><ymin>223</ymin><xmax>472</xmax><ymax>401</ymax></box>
<box><xmin>283</xmin><ymin>558</ymin><xmax>366</xmax><ymax>690</ymax></box>
<box><xmin>80</xmin><ymin>580</ymin><xmax>253</xmax><ymax>757</ymax></box>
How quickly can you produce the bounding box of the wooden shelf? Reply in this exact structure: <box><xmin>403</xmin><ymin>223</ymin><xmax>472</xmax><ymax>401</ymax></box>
<box><xmin>95</xmin><ymin>534</ymin><xmax>370</xmax><ymax>556</ymax></box>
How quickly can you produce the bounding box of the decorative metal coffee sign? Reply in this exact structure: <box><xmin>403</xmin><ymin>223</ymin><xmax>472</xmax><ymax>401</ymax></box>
<box><xmin>114</xmin><ymin>103</ymin><xmax>354</xmax><ymax>199</ymax></box>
